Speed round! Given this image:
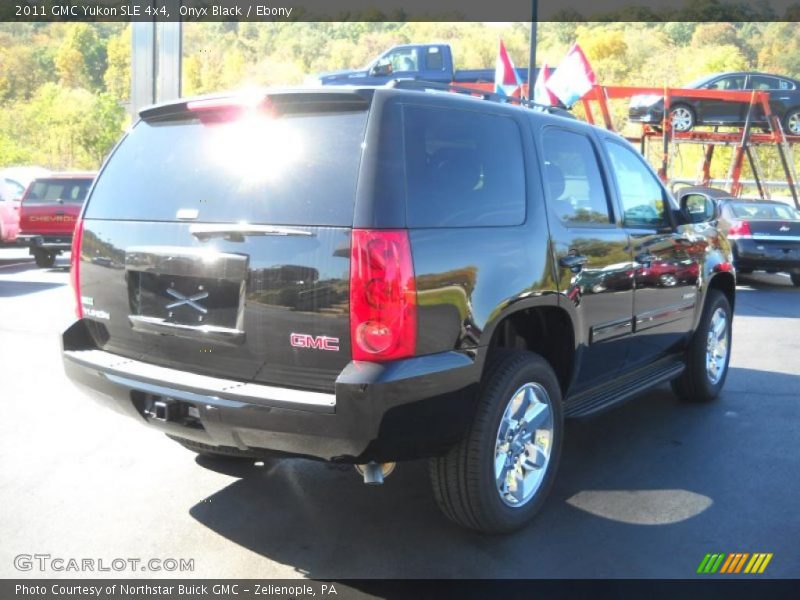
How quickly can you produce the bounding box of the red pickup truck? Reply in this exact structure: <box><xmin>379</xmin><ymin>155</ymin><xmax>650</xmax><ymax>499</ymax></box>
<box><xmin>18</xmin><ymin>172</ymin><xmax>95</xmax><ymax>268</ymax></box>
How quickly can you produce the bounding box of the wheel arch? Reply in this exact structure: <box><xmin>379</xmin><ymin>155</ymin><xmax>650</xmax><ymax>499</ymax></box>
<box><xmin>706</xmin><ymin>271</ymin><xmax>736</xmax><ymax>314</ymax></box>
<box><xmin>483</xmin><ymin>305</ymin><xmax>576</xmax><ymax>397</ymax></box>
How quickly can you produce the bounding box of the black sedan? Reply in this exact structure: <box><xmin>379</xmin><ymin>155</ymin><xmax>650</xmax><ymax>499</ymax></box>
<box><xmin>678</xmin><ymin>186</ymin><xmax>800</xmax><ymax>285</ymax></box>
<box><xmin>629</xmin><ymin>72</ymin><xmax>800</xmax><ymax>135</ymax></box>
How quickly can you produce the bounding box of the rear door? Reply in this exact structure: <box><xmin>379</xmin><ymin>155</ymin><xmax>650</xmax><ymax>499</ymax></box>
<box><xmin>700</xmin><ymin>74</ymin><xmax>749</xmax><ymax>124</ymax></box>
<box><xmin>20</xmin><ymin>178</ymin><xmax>90</xmax><ymax>236</ymax></box>
<box><xmin>747</xmin><ymin>75</ymin><xmax>798</xmax><ymax>122</ymax></box>
<box><xmin>79</xmin><ymin>93</ymin><xmax>370</xmax><ymax>392</ymax></box>
<box><xmin>540</xmin><ymin>126</ymin><xmax>634</xmax><ymax>388</ymax></box>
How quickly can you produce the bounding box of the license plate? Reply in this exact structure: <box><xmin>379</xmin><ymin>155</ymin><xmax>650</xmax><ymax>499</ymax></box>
<box><xmin>133</xmin><ymin>272</ymin><xmax>241</xmax><ymax>329</ymax></box>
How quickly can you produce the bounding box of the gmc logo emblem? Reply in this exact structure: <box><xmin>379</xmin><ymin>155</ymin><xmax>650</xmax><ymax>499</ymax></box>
<box><xmin>290</xmin><ymin>333</ymin><xmax>340</xmax><ymax>352</ymax></box>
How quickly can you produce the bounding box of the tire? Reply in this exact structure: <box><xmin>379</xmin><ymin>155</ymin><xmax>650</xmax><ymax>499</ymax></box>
<box><xmin>33</xmin><ymin>250</ymin><xmax>56</xmax><ymax>268</ymax></box>
<box><xmin>671</xmin><ymin>289</ymin><xmax>732</xmax><ymax>403</ymax></box>
<box><xmin>169</xmin><ymin>436</ymin><xmax>257</xmax><ymax>460</ymax></box>
<box><xmin>429</xmin><ymin>350</ymin><xmax>563</xmax><ymax>533</ymax></box>
<box><xmin>790</xmin><ymin>273</ymin><xmax>800</xmax><ymax>287</ymax></box>
<box><xmin>784</xmin><ymin>107</ymin><xmax>800</xmax><ymax>136</ymax></box>
<box><xmin>670</xmin><ymin>104</ymin><xmax>696</xmax><ymax>132</ymax></box>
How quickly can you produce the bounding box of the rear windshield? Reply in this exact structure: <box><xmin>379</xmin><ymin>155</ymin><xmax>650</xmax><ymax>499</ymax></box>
<box><xmin>730</xmin><ymin>202</ymin><xmax>800</xmax><ymax>220</ymax></box>
<box><xmin>84</xmin><ymin>110</ymin><xmax>368</xmax><ymax>226</ymax></box>
<box><xmin>26</xmin><ymin>178</ymin><xmax>92</xmax><ymax>204</ymax></box>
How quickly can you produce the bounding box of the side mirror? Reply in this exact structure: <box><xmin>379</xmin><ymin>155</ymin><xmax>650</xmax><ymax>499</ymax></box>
<box><xmin>370</xmin><ymin>60</ymin><xmax>393</xmax><ymax>77</ymax></box>
<box><xmin>681</xmin><ymin>194</ymin><xmax>715</xmax><ymax>224</ymax></box>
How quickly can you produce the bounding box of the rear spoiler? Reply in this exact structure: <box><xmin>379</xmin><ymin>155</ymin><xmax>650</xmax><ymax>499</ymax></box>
<box><xmin>139</xmin><ymin>89</ymin><xmax>374</xmax><ymax>122</ymax></box>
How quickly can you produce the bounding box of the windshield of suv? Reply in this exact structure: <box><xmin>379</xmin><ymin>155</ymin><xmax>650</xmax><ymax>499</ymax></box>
<box><xmin>84</xmin><ymin>109</ymin><xmax>368</xmax><ymax>226</ymax></box>
<box><xmin>26</xmin><ymin>178</ymin><xmax>92</xmax><ymax>204</ymax></box>
<box><xmin>730</xmin><ymin>202</ymin><xmax>800</xmax><ymax>220</ymax></box>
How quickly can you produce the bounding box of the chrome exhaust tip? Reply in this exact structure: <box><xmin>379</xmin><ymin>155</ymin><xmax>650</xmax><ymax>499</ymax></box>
<box><xmin>355</xmin><ymin>462</ymin><xmax>396</xmax><ymax>485</ymax></box>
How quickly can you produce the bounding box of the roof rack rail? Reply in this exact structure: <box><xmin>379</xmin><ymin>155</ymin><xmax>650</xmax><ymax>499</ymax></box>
<box><xmin>387</xmin><ymin>79</ymin><xmax>575</xmax><ymax>119</ymax></box>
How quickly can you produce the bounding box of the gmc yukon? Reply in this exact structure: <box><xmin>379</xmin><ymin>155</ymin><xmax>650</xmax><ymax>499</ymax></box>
<box><xmin>62</xmin><ymin>84</ymin><xmax>735</xmax><ymax>533</ymax></box>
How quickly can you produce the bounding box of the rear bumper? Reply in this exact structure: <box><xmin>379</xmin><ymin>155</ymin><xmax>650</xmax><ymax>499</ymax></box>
<box><xmin>18</xmin><ymin>234</ymin><xmax>72</xmax><ymax>251</ymax></box>
<box><xmin>732</xmin><ymin>238</ymin><xmax>800</xmax><ymax>272</ymax></box>
<box><xmin>62</xmin><ymin>320</ymin><xmax>482</xmax><ymax>462</ymax></box>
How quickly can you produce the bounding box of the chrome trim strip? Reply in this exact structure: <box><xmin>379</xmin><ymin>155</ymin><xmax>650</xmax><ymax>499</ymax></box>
<box><xmin>635</xmin><ymin>302</ymin><xmax>695</xmax><ymax>332</ymax></box>
<box><xmin>189</xmin><ymin>223</ymin><xmax>315</xmax><ymax>241</ymax></box>
<box><xmin>64</xmin><ymin>349</ymin><xmax>336</xmax><ymax>413</ymax></box>
<box><xmin>128</xmin><ymin>315</ymin><xmax>245</xmax><ymax>346</ymax></box>
<box><xmin>729</xmin><ymin>234</ymin><xmax>800</xmax><ymax>242</ymax></box>
<box><xmin>590</xmin><ymin>318</ymin><xmax>633</xmax><ymax>344</ymax></box>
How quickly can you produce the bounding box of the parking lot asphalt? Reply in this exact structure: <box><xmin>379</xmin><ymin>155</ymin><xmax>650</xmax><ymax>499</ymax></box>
<box><xmin>0</xmin><ymin>247</ymin><xmax>798</xmax><ymax>580</ymax></box>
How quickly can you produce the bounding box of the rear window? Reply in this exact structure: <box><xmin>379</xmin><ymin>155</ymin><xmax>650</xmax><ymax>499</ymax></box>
<box><xmin>403</xmin><ymin>105</ymin><xmax>526</xmax><ymax>228</ymax></box>
<box><xmin>730</xmin><ymin>202</ymin><xmax>800</xmax><ymax>220</ymax></box>
<box><xmin>84</xmin><ymin>110</ymin><xmax>368</xmax><ymax>226</ymax></box>
<box><xmin>26</xmin><ymin>179</ymin><xmax>92</xmax><ymax>204</ymax></box>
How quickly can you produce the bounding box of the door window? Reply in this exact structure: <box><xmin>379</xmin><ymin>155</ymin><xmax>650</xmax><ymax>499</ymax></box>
<box><xmin>706</xmin><ymin>76</ymin><xmax>746</xmax><ymax>91</ymax></box>
<box><xmin>540</xmin><ymin>129</ymin><xmax>612</xmax><ymax>225</ymax></box>
<box><xmin>604</xmin><ymin>141</ymin><xmax>668</xmax><ymax>228</ymax></box>
<box><xmin>749</xmin><ymin>75</ymin><xmax>780</xmax><ymax>90</ymax></box>
<box><xmin>385</xmin><ymin>48</ymin><xmax>419</xmax><ymax>72</ymax></box>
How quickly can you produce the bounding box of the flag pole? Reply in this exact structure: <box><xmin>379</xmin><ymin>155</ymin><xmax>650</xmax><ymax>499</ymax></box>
<box><xmin>528</xmin><ymin>0</ymin><xmax>538</xmax><ymax>99</ymax></box>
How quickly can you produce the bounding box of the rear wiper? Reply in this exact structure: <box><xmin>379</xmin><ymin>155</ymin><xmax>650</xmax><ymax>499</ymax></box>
<box><xmin>189</xmin><ymin>223</ymin><xmax>315</xmax><ymax>242</ymax></box>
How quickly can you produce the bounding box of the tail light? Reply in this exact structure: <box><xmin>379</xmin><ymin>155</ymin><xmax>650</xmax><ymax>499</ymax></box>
<box><xmin>350</xmin><ymin>229</ymin><xmax>416</xmax><ymax>361</ymax></box>
<box><xmin>70</xmin><ymin>217</ymin><xmax>84</xmax><ymax>318</ymax></box>
<box><xmin>728</xmin><ymin>220</ymin><xmax>752</xmax><ymax>238</ymax></box>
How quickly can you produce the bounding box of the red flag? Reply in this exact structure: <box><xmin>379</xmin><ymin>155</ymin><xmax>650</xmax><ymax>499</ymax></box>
<box><xmin>494</xmin><ymin>40</ymin><xmax>521</xmax><ymax>97</ymax></box>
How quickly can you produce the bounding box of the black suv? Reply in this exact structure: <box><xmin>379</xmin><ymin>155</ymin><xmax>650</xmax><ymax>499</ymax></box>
<box><xmin>63</xmin><ymin>85</ymin><xmax>735</xmax><ymax>533</ymax></box>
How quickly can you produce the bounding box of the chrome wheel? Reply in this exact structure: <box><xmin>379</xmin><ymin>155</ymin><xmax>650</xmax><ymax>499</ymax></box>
<box><xmin>494</xmin><ymin>382</ymin><xmax>554</xmax><ymax>508</ymax></box>
<box><xmin>659</xmin><ymin>273</ymin><xmax>678</xmax><ymax>287</ymax></box>
<box><xmin>705</xmin><ymin>307</ymin><xmax>729</xmax><ymax>385</ymax></box>
<box><xmin>786</xmin><ymin>110</ymin><xmax>800</xmax><ymax>135</ymax></box>
<box><xmin>671</xmin><ymin>106</ymin><xmax>694</xmax><ymax>132</ymax></box>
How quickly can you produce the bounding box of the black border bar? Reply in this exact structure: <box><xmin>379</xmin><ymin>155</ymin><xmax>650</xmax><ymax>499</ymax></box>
<box><xmin>4</xmin><ymin>579</ymin><xmax>800</xmax><ymax>600</ymax></box>
<box><xmin>3</xmin><ymin>0</ymin><xmax>800</xmax><ymax>22</ymax></box>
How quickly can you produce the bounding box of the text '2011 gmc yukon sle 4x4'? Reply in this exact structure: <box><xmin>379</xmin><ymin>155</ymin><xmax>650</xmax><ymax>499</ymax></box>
<box><xmin>62</xmin><ymin>85</ymin><xmax>736</xmax><ymax>533</ymax></box>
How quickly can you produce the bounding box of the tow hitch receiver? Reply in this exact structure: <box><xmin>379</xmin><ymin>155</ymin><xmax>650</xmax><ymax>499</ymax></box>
<box><xmin>137</xmin><ymin>394</ymin><xmax>202</xmax><ymax>429</ymax></box>
<box><xmin>146</xmin><ymin>399</ymin><xmax>175</xmax><ymax>422</ymax></box>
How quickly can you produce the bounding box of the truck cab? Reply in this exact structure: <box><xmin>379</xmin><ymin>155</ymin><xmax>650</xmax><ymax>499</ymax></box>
<box><xmin>313</xmin><ymin>43</ymin><xmax>527</xmax><ymax>87</ymax></box>
<box><xmin>315</xmin><ymin>44</ymin><xmax>457</xmax><ymax>86</ymax></box>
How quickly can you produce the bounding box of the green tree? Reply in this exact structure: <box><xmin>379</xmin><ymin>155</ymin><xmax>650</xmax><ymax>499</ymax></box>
<box><xmin>55</xmin><ymin>23</ymin><xmax>106</xmax><ymax>91</ymax></box>
<box><xmin>104</xmin><ymin>25</ymin><xmax>131</xmax><ymax>101</ymax></box>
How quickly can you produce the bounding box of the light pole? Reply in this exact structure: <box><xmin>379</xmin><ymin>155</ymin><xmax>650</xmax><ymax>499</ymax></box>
<box><xmin>528</xmin><ymin>0</ymin><xmax>538</xmax><ymax>99</ymax></box>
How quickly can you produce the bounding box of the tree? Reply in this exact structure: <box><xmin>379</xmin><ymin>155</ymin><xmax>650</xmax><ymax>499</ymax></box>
<box><xmin>104</xmin><ymin>25</ymin><xmax>130</xmax><ymax>101</ymax></box>
<box><xmin>54</xmin><ymin>23</ymin><xmax>106</xmax><ymax>91</ymax></box>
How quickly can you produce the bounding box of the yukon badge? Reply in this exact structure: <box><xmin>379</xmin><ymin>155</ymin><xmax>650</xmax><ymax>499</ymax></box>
<box><xmin>290</xmin><ymin>333</ymin><xmax>340</xmax><ymax>352</ymax></box>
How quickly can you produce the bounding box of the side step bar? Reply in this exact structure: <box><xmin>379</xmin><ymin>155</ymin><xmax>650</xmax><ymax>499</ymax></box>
<box><xmin>565</xmin><ymin>359</ymin><xmax>685</xmax><ymax>418</ymax></box>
